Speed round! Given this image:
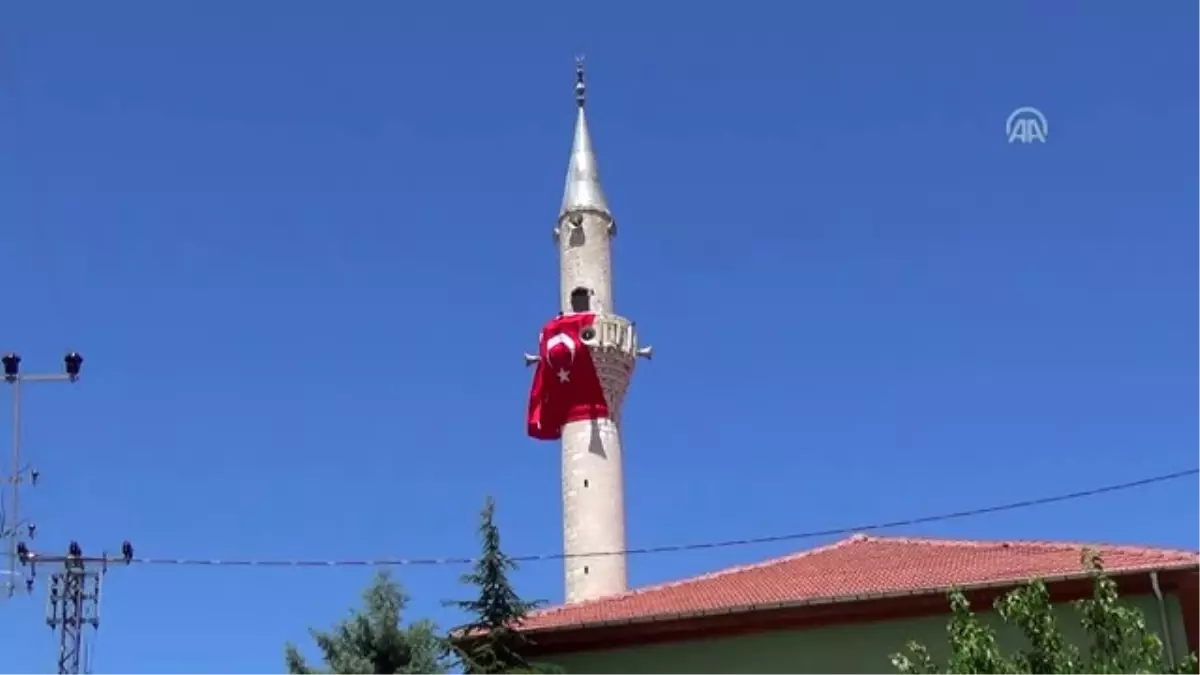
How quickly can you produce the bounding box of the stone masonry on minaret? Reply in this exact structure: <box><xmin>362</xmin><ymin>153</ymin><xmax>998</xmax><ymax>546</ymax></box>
<box><xmin>550</xmin><ymin>59</ymin><xmax>651</xmax><ymax>604</ymax></box>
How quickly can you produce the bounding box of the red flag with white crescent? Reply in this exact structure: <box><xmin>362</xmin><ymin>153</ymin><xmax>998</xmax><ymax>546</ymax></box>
<box><xmin>527</xmin><ymin>313</ymin><xmax>610</xmax><ymax>440</ymax></box>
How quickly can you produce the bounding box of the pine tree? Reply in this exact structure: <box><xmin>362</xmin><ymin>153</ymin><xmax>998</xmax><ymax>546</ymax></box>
<box><xmin>285</xmin><ymin>570</ymin><xmax>451</xmax><ymax>674</ymax></box>
<box><xmin>891</xmin><ymin>551</ymin><xmax>1199</xmax><ymax>674</ymax></box>
<box><xmin>449</xmin><ymin>496</ymin><xmax>558</xmax><ymax>674</ymax></box>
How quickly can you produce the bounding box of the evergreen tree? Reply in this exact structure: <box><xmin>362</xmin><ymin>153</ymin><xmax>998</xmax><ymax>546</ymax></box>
<box><xmin>449</xmin><ymin>496</ymin><xmax>558</xmax><ymax>674</ymax></box>
<box><xmin>286</xmin><ymin>570</ymin><xmax>451</xmax><ymax>674</ymax></box>
<box><xmin>891</xmin><ymin>551</ymin><xmax>1199</xmax><ymax>674</ymax></box>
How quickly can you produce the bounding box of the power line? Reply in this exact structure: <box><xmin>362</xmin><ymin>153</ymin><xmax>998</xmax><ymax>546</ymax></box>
<box><xmin>25</xmin><ymin>467</ymin><xmax>1195</xmax><ymax>570</ymax></box>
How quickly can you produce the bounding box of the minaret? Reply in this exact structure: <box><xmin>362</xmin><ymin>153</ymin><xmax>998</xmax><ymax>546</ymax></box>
<box><xmin>552</xmin><ymin>58</ymin><xmax>651</xmax><ymax>604</ymax></box>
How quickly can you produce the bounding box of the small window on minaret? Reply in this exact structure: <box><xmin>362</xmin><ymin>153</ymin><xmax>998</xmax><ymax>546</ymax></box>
<box><xmin>583</xmin><ymin>479</ymin><xmax>589</xmax><ymax>488</ymax></box>
<box><xmin>570</xmin><ymin>287</ymin><xmax>592</xmax><ymax>313</ymax></box>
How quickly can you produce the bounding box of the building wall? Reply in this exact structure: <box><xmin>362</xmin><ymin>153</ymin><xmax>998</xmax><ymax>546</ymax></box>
<box><xmin>545</xmin><ymin>592</ymin><xmax>1191</xmax><ymax>674</ymax></box>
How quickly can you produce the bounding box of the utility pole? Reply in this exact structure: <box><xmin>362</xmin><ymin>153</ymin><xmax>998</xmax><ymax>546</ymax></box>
<box><xmin>1</xmin><ymin>351</ymin><xmax>84</xmax><ymax>599</ymax></box>
<box><xmin>17</xmin><ymin>540</ymin><xmax>134</xmax><ymax>675</ymax></box>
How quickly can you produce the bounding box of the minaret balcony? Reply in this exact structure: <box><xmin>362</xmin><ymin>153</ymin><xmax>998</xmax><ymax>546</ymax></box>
<box><xmin>581</xmin><ymin>313</ymin><xmax>640</xmax><ymax>415</ymax></box>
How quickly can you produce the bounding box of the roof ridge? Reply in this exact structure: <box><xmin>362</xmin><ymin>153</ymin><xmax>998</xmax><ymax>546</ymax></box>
<box><xmin>862</xmin><ymin>534</ymin><xmax>1199</xmax><ymax>559</ymax></box>
<box><xmin>526</xmin><ymin>534</ymin><xmax>870</xmax><ymax>620</ymax></box>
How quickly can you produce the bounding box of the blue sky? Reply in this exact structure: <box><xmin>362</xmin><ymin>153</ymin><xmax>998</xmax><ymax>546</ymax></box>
<box><xmin>0</xmin><ymin>1</ymin><xmax>1196</xmax><ymax>672</ymax></box>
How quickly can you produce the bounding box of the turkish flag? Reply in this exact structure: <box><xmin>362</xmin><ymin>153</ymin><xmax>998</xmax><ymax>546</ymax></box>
<box><xmin>527</xmin><ymin>313</ymin><xmax>611</xmax><ymax>440</ymax></box>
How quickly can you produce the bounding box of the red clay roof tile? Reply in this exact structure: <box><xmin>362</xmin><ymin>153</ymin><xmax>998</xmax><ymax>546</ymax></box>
<box><xmin>519</xmin><ymin>534</ymin><xmax>1199</xmax><ymax>632</ymax></box>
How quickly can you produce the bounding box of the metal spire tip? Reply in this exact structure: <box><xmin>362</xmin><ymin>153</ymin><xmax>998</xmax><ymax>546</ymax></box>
<box><xmin>574</xmin><ymin>56</ymin><xmax>586</xmax><ymax>108</ymax></box>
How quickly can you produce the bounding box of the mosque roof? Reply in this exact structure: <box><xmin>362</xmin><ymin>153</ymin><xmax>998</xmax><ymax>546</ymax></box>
<box><xmin>518</xmin><ymin>533</ymin><xmax>1198</xmax><ymax>634</ymax></box>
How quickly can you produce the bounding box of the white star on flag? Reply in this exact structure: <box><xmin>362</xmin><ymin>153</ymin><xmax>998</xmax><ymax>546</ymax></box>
<box><xmin>557</xmin><ymin>368</ymin><xmax>571</xmax><ymax>383</ymax></box>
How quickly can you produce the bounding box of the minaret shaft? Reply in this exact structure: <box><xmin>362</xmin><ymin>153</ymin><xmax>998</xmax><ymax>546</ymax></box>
<box><xmin>559</xmin><ymin>209</ymin><xmax>615</xmax><ymax>315</ymax></box>
<box><xmin>558</xmin><ymin>208</ymin><xmax>628</xmax><ymax>604</ymax></box>
<box><xmin>560</xmin><ymin>416</ymin><xmax>628</xmax><ymax>603</ymax></box>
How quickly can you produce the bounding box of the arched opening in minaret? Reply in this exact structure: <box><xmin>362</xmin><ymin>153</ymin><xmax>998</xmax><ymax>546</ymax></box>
<box><xmin>570</xmin><ymin>287</ymin><xmax>592</xmax><ymax>313</ymax></box>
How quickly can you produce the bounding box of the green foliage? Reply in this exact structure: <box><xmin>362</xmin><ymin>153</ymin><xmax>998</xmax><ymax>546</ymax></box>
<box><xmin>285</xmin><ymin>570</ymin><xmax>452</xmax><ymax>674</ymax></box>
<box><xmin>891</xmin><ymin>551</ymin><xmax>1198</xmax><ymax>674</ymax></box>
<box><xmin>448</xmin><ymin>496</ymin><xmax>559</xmax><ymax>675</ymax></box>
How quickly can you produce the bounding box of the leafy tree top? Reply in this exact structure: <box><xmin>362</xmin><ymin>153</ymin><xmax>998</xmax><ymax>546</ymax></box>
<box><xmin>285</xmin><ymin>570</ymin><xmax>450</xmax><ymax>674</ymax></box>
<box><xmin>891</xmin><ymin>550</ymin><xmax>1199</xmax><ymax>674</ymax></box>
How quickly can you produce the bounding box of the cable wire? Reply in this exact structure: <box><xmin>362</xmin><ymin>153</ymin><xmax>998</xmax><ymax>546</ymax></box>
<box><xmin>106</xmin><ymin>467</ymin><xmax>1196</xmax><ymax>569</ymax></box>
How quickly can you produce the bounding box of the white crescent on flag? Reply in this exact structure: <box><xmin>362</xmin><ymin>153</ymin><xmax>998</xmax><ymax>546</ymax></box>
<box><xmin>545</xmin><ymin>333</ymin><xmax>577</xmax><ymax>363</ymax></box>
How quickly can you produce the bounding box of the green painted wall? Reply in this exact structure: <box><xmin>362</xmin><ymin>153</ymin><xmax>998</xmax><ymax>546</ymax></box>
<box><xmin>547</xmin><ymin>592</ymin><xmax>1191</xmax><ymax>674</ymax></box>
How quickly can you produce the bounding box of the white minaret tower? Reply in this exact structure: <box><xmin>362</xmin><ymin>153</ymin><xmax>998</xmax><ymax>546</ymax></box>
<box><xmin>550</xmin><ymin>58</ymin><xmax>652</xmax><ymax>604</ymax></box>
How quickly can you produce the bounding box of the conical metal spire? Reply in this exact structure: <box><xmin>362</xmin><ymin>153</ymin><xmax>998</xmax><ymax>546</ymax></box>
<box><xmin>560</xmin><ymin>57</ymin><xmax>611</xmax><ymax>217</ymax></box>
